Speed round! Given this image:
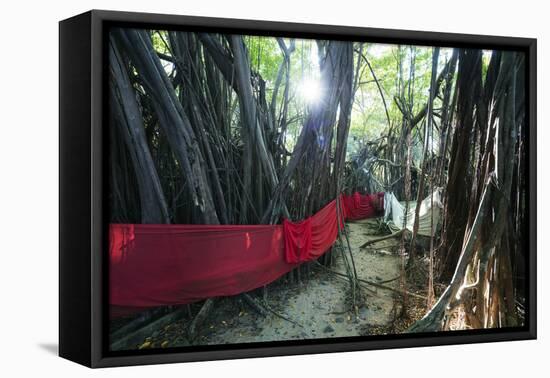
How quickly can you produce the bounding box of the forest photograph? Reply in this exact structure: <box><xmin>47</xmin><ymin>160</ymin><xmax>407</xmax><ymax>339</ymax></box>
<box><xmin>107</xmin><ymin>26</ymin><xmax>528</xmax><ymax>352</ymax></box>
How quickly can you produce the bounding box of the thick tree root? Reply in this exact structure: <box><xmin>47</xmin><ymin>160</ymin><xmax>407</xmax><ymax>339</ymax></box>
<box><xmin>242</xmin><ymin>293</ymin><xmax>304</xmax><ymax>328</ymax></box>
<box><xmin>110</xmin><ymin>308</ymin><xmax>163</xmax><ymax>343</ymax></box>
<box><xmin>188</xmin><ymin>298</ymin><xmax>216</xmax><ymax>340</ymax></box>
<box><xmin>241</xmin><ymin>293</ymin><xmax>268</xmax><ymax>316</ymax></box>
<box><xmin>360</xmin><ymin>229</ymin><xmax>405</xmax><ymax>248</ymax></box>
<box><xmin>110</xmin><ymin>307</ymin><xmax>187</xmax><ymax>351</ymax></box>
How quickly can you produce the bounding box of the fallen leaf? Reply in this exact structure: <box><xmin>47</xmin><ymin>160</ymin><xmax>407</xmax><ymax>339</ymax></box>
<box><xmin>138</xmin><ymin>341</ymin><xmax>152</xmax><ymax>350</ymax></box>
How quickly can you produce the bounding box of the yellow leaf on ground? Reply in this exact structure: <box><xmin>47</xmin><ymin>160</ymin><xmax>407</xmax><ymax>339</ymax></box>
<box><xmin>138</xmin><ymin>341</ymin><xmax>152</xmax><ymax>350</ymax></box>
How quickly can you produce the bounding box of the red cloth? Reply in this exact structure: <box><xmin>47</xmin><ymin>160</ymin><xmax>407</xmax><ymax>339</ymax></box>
<box><xmin>282</xmin><ymin>199</ymin><xmax>344</xmax><ymax>264</ymax></box>
<box><xmin>341</xmin><ymin>192</ymin><xmax>384</xmax><ymax>220</ymax></box>
<box><xmin>109</xmin><ymin>192</ymin><xmax>382</xmax><ymax>317</ymax></box>
<box><xmin>283</xmin><ymin>218</ymin><xmax>312</xmax><ymax>263</ymax></box>
<box><xmin>110</xmin><ymin>224</ymin><xmax>294</xmax><ymax>314</ymax></box>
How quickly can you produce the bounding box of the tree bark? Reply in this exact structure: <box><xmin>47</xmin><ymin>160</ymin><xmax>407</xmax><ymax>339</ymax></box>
<box><xmin>109</xmin><ymin>38</ymin><xmax>170</xmax><ymax>224</ymax></box>
<box><xmin>112</xmin><ymin>28</ymin><xmax>220</xmax><ymax>224</ymax></box>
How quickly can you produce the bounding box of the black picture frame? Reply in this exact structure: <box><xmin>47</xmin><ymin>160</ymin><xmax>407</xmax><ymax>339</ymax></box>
<box><xmin>59</xmin><ymin>9</ymin><xmax>537</xmax><ymax>368</ymax></box>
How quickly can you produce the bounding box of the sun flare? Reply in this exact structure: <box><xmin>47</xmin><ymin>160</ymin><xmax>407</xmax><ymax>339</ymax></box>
<box><xmin>298</xmin><ymin>77</ymin><xmax>322</xmax><ymax>104</ymax></box>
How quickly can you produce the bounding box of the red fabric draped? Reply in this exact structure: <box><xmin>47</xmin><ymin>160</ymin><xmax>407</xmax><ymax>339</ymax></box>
<box><xmin>110</xmin><ymin>224</ymin><xmax>294</xmax><ymax>317</ymax></box>
<box><xmin>341</xmin><ymin>192</ymin><xmax>384</xmax><ymax>220</ymax></box>
<box><xmin>282</xmin><ymin>198</ymin><xmax>346</xmax><ymax>264</ymax></box>
<box><xmin>283</xmin><ymin>218</ymin><xmax>312</xmax><ymax>263</ymax></box>
<box><xmin>109</xmin><ymin>192</ymin><xmax>383</xmax><ymax>317</ymax></box>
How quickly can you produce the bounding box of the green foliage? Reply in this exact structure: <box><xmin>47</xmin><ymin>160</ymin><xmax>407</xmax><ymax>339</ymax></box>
<box><xmin>245</xmin><ymin>36</ymin><xmax>282</xmax><ymax>83</ymax></box>
<box><xmin>240</xmin><ymin>37</ymin><xmax>459</xmax><ymax>159</ymax></box>
<box><xmin>151</xmin><ymin>30</ymin><xmax>170</xmax><ymax>55</ymax></box>
<box><xmin>144</xmin><ymin>30</ymin><xmax>467</xmax><ymax>163</ymax></box>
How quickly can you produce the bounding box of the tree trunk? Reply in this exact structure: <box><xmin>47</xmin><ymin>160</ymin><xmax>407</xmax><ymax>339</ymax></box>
<box><xmin>109</xmin><ymin>38</ymin><xmax>170</xmax><ymax>224</ymax></box>
<box><xmin>112</xmin><ymin>28</ymin><xmax>220</xmax><ymax>224</ymax></box>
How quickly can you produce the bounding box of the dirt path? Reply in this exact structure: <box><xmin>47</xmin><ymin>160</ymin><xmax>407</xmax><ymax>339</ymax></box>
<box><xmin>147</xmin><ymin>218</ymin><xmax>401</xmax><ymax>347</ymax></box>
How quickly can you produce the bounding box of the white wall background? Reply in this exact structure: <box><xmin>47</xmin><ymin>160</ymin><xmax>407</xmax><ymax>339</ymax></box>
<box><xmin>0</xmin><ymin>0</ymin><xmax>546</xmax><ymax>375</ymax></box>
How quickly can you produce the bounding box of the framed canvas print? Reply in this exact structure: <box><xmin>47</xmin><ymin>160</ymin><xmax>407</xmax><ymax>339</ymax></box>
<box><xmin>59</xmin><ymin>10</ymin><xmax>537</xmax><ymax>368</ymax></box>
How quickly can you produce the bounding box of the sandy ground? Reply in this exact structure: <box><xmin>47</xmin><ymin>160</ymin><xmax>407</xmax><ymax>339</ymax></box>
<box><xmin>129</xmin><ymin>218</ymin><xmax>401</xmax><ymax>349</ymax></box>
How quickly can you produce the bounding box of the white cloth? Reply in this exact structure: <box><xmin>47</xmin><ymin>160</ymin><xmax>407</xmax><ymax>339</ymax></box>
<box><xmin>384</xmin><ymin>189</ymin><xmax>442</xmax><ymax>236</ymax></box>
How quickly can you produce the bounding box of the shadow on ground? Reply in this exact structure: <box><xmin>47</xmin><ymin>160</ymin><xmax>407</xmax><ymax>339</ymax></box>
<box><xmin>38</xmin><ymin>343</ymin><xmax>58</xmax><ymax>356</ymax></box>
